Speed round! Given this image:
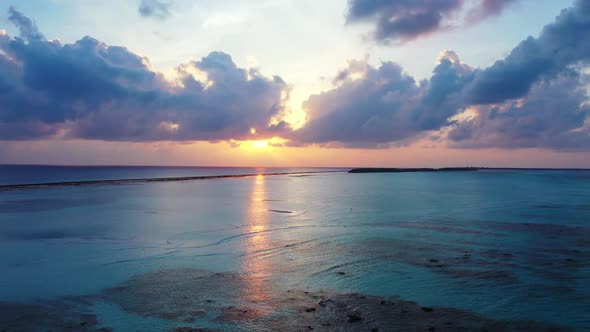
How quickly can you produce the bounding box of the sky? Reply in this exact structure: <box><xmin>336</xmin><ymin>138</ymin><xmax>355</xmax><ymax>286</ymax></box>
<box><xmin>0</xmin><ymin>0</ymin><xmax>589</xmax><ymax>167</ymax></box>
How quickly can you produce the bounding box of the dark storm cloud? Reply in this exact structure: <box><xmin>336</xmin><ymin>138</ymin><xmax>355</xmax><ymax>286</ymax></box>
<box><xmin>138</xmin><ymin>0</ymin><xmax>172</xmax><ymax>19</ymax></box>
<box><xmin>295</xmin><ymin>1</ymin><xmax>590</xmax><ymax>150</ymax></box>
<box><xmin>0</xmin><ymin>8</ymin><xmax>288</xmax><ymax>141</ymax></box>
<box><xmin>346</xmin><ymin>0</ymin><xmax>519</xmax><ymax>43</ymax></box>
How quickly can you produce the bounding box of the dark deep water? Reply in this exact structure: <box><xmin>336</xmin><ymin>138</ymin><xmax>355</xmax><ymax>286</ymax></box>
<box><xmin>0</xmin><ymin>167</ymin><xmax>589</xmax><ymax>331</ymax></box>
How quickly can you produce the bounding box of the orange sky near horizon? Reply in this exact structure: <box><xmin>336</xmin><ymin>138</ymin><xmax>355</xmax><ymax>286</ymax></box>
<box><xmin>2</xmin><ymin>139</ymin><xmax>589</xmax><ymax>169</ymax></box>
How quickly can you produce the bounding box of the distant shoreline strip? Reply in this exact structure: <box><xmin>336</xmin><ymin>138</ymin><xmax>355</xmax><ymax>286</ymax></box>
<box><xmin>348</xmin><ymin>167</ymin><xmax>480</xmax><ymax>173</ymax></box>
<box><xmin>0</xmin><ymin>170</ymin><xmax>346</xmax><ymax>190</ymax></box>
<box><xmin>348</xmin><ymin>167</ymin><xmax>590</xmax><ymax>173</ymax></box>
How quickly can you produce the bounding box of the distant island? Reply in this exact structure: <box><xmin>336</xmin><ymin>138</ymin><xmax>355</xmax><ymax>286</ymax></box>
<box><xmin>348</xmin><ymin>167</ymin><xmax>480</xmax><ymax>173</ymax></box>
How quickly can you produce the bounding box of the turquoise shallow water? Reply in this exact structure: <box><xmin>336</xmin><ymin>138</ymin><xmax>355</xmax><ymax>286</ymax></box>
<box><xmin>0</xmin><ymin>169</ymin><xmax>589</xmax><ymax>330</ymax></box>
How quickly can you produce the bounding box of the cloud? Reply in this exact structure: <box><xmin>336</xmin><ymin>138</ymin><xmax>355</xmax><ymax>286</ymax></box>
<box><xmin>465</xmin><ymin>0</ymin><xmax>519</xmax><ymax>25</ymax></box>
<box><xmin>464</xmin><ymin>0</ymin><xmax>590</xmax><ymax>104</ymax></box>
<box><xmin>138</xmin><ymin>0</ymin><xmax>172</xmax><ymax>20</ymax></box>
<box><xmin>289</xmin><ymin>51</ymin><xmax>473</xmax><ymax>147</ymax></box>
<box><xmin>411</xmin><ymin>50</ymin><xmax>474</xmax><ymax>130</ymax></box>
<box><xmin>293</xmin><ymin>0</ymin><xmax>590</xmax><ymax>150</ymax></box>
<box><xmin>0</xmin><ymin>8</ymin><xmax>288</xmax><ymax>141</ymax></box>
<box><xmin>290</xmin><ymin>60</ymin><xmax>422</xmax><ymax>146</ymax></box>
<box><xmin>346</xmin><ymin>0</ymin><xmax>463</xmax><ymax>42</ymax></box>
<box><xmin>448</xmin><ymin>73</ymin><xmax>590</xmax><ymax>150</ymax></box>
<box><xmin>8</xmin><ymin>6</ymin><xmax>43</xmax><ymax>40</ymax></box>
<box><xmin>346</xmin><ymin>0</ymin><xmax>518</xmax><ymax>43</ymax></box>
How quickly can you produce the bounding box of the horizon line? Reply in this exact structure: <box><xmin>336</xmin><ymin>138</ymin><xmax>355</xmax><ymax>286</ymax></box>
<box><xmin>1</xmin><ymin>163</ymin><xmax>590</xmax><ymax>171</ymax></box>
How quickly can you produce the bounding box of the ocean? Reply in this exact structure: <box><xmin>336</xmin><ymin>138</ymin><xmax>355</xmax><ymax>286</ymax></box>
<box><xmin>0</xmin><ymin>166</ymin><xmax>589</xmax><ymax>331</ymax></box>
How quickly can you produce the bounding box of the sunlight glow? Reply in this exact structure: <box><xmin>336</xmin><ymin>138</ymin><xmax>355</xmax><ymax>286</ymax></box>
<box><xmin>238</xmin><ymin>137</ymin><xmax>287</xmax><ymax>151</ymax></box>
<box><xmin>253</xmin><ymin>140</ymin><xmax>268</xmax><ymax>148</ymax></box>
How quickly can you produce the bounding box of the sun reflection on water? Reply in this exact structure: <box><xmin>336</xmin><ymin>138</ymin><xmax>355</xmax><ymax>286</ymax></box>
<box><xmin>240</xmin><ymin>174</ymin><xmax>274</xmax><ymax>308</ymax></box>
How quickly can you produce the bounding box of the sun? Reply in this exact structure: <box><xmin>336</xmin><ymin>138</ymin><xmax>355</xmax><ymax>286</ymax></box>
<box><xmin>253</xmin><ymin>140</ymin><xmax>268</xmax><ymax>148</ymax></box>
<box><xmin>240</xmin><ymin>137</ymin><xmax>285</xmax><ymax>151</ymax></box>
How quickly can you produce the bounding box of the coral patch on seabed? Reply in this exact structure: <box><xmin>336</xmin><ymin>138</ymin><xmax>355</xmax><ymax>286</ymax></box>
<box><xmin>0</xmin><ymin>300</ymin><xmax>109</xmax><ymax>332</ymax></box>
<box><xmin>1</xmin><ymin>268</ymin><xmax>567</xmax><ymax>331</ymax></box>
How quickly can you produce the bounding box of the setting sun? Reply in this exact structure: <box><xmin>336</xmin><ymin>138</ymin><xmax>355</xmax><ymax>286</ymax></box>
<box><xmin>239</xmin><ymin>138</ymin><xmax>287</xmax><ymax>152</ymax></box>
<box><xmin>253</xmin><ymin>140</ymin><xmax>268</xmax><ymax>148</ymax></box>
